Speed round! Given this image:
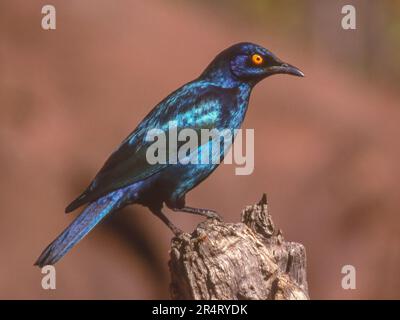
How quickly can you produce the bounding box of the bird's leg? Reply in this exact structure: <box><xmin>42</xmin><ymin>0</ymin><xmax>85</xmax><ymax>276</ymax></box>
<box><xmin>151</xmin><ymin>208</ymin><xmax>182</xmax><ymax>236</ymax></box>
<box><xmin>173</xmin><ymin>206</ymin><xmax>223</xmax><ymax>221</ymax></box>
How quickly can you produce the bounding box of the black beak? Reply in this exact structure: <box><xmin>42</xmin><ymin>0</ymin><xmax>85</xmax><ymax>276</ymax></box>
<box><xmin>267</xmin><ymin>63</ymin><xmax>304</xmax><ymax>77</ymax></box>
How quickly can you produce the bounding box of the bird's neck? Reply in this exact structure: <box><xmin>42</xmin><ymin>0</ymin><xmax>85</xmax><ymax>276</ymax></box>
<box><xmin>227</xmin><ymin>84</ymin><xmax>252</xmax><ymax>129</ymax></box>
<box><xmin>200</xmin><ymin>62</ymin><xmax>253</xmax><ymax>90</ymax></box>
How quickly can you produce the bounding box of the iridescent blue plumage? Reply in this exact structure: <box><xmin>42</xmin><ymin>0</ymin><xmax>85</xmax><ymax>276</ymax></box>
<box><xmin>35</xmin><ymin>42</ymin><xmax>303</xmax><ymax>267</ymax></box>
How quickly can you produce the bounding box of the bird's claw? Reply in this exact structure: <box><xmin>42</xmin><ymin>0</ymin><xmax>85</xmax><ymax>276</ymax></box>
<box><xmin>171</xmin><ymin>227</ymin><xmax>184</xmax><ymax>237</ymax></box>
<box><xmin>206</xmin><ymin>210</ymin><xmax>223</xmax><ymax>222</ymax></box>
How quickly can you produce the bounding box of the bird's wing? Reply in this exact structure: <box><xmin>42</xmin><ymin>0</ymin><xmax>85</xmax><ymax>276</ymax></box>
<box><xmin>66</xmin><ymin>83</ymin><xmax>238</xmax><ymax>212</ymax></box>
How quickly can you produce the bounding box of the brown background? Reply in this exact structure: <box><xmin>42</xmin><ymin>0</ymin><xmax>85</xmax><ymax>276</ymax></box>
<box><xmin>1</xmin><ymin>0</ymin><xmax>400</xmax><ymax>299</ymax></box>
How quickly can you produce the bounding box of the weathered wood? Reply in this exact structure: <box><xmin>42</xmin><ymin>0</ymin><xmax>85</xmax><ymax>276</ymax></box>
<box><xmin>169</xmin><ymin>194</ymin><xmax>309</xmax><ymax>300</ymax></box>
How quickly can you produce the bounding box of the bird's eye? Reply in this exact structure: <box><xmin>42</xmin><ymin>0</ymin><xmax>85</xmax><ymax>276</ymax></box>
<box><xmin>251</xmin><ymin>54</ymin><xmax>263</xmax><ymax>65</ymax></box>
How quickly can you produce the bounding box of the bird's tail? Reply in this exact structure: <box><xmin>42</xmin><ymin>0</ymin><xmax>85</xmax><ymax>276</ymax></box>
<box><xmin>35</xmin><ymin>189</ymin><xmax>126</xmax><ymax>267</ymax></box>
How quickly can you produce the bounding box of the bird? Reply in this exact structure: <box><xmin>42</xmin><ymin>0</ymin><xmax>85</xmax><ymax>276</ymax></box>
<box><xmin>35</xmin><ymin>42</ymin><xmax>303</xmax><ymax>267</ymax></box>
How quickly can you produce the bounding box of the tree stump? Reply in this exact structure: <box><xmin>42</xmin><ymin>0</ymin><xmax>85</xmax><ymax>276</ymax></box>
<box><xmin>169</xmin><ymin>194</ymin><xmax>309</xmax><ymax>300</ymax></box>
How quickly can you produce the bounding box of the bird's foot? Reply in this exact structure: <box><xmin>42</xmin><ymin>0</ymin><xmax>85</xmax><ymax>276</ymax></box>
<box><xmin>201</xmin><ymin>209</ymin><xmax>223</xmax><ymax>221</ymax></box>
<box><xmin>170</xmin><ymin>225</ymin><xmax>183</xmax><ymax>237</ymax></box>
<box><xmin>174</xmin><ymin>206</ymin><xmax>223</xmax><ymax>222</ymax></box>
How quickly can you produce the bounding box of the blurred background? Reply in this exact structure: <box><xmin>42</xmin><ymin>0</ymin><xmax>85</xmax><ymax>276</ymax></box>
<box><xmin>1</xmin><ymin>0</ymin><xmax>400</xmax><ymax>299</ymax></box>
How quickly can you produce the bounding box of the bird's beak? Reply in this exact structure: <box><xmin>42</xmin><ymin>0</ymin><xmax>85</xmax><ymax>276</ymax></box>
<box><xmin>267</xmin><ymin>63</ymin><xmax>304</xmax><ymax>77</ymax></box>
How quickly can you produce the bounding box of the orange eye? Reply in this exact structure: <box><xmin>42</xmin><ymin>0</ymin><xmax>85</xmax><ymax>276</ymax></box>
<box><xmin>251</xmin><ymin>54</ymin><xmax>263</xmax><ymax>65</ymax></box>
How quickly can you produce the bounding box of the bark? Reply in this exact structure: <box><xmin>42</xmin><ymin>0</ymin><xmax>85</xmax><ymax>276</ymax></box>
<box><xmin>169</xmin><ymin>194</ymin><xmax>309</xmax><ymax>300</ymax></box>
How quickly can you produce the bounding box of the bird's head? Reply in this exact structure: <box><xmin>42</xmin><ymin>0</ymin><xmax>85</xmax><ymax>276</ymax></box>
<box><xmin>201</xmin><ymin>42</ymin><xmax>304</xmax><ymax>86</ymax></box>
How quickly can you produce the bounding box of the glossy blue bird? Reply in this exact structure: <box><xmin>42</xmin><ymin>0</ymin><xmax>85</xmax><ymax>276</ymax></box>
<box><xmin>35</xmin><ymin>42</ymin><xmax>303</xmax><ymax>267</ymax></box>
